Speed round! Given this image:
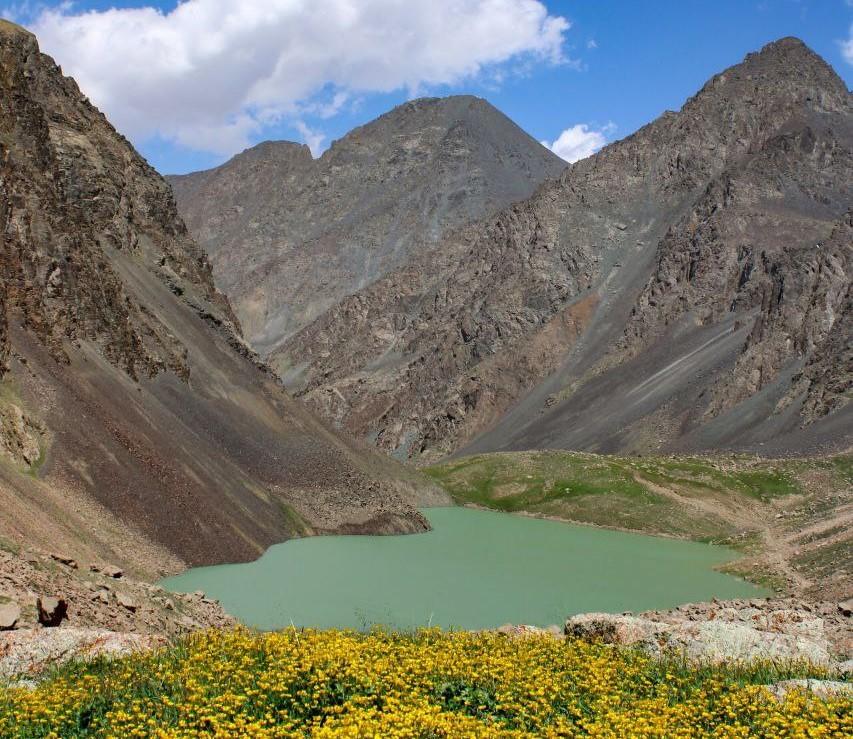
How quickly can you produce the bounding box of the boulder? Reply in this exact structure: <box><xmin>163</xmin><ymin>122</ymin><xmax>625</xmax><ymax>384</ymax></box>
<box><xmin>116</xmin><ymin>593</ymin><xmax>138</xmax><ymax>612</ymax></box>
<box><xmin>495</xmin><ymin>624</ymin><xmax>562</xmax><ymax>638</ymax></box>
<box><xmin>672</xmin><ymin>620</ymin><xmax>833</xmax><ymax>666</ymax></box>
<box><xmin>565</xmin><ymin>613</ymin><xmax>670</xmax><ymax>648</ymax></box>
<box><xmin>49</xmin><ymin>553</ymin><xmax>78</xmax><ymax>569</ymax></box>
<box><xmin>37</xmin><ymin>596</ymin><xmax>67</xmax><ymax>627</ymax></box>
<box><xmin>837</xmin><ymin>599</ymin><xmax>852</xmax><ymax>618</ymax></box>
<box><xmin>0</xmin><ymin>629</ymin><xmax>166</xmax><ymax>680</ymax></box>
<box><xmin>92</xmin><ymin>589</ymin><xmax>111</xmax><ymax>605</ymax></box>
<box><xmin>0</xmin><ymin>602</ymin><xmax>21</xmax><ymax>630</ymax></box>
<box><xmin>564</xmin><ymin>612</ymin><xmax>835</xmax><ymax>665</ymax></box>
<box><xmin>90</xmin><ymin>563</ymin><xmax>123</xmax><ymax>579</ymax></box>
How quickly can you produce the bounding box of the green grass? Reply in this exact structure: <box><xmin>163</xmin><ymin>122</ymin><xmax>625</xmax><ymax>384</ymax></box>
<box><xmin>276</xmin><ymin>501</ymin><xmax>313</xmax><ymax>538</ymax></box>
<box><xmin>424</xmin><ymin>451</ymin><xmax>843</xmax><ymax>543</ymax></box>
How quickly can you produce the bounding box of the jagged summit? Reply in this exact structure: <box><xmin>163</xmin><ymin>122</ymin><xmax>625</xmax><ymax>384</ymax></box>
<box><xmin>697</xmin><ymin>35</ymin><xmax>849</xmax><ymax>101</ymax></box>
<box><xmin>169</xmin><ymin>92</ymin><xmax>566</xmax><ymax>350</ymax></box>
<box><xmin>232</xmin><ymin>140</ymin><xmax>313</xmax><ymax>161</ymax></box>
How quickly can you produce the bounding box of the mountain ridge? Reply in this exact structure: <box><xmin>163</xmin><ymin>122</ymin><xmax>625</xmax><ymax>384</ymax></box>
<box><xmin>168</xmin><ymin>94</ymin><xmax>567</xmax><ymax>352</ymax></box>
<box><xmin>267</xmin><ymin>36</ymin><xmax>851</xmax><ymax>461</ymax></box>
<box><xmin>0</xmin><ymin>22</ymin><xmax>442</xmax><ymax>582</ymax></box>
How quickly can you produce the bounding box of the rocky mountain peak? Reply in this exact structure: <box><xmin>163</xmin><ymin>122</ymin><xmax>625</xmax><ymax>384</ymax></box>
<box><xmin>215</xmin><ymin>140</ymin><xmax>314</xmax><ymax>173</ymax></box>
<box><xmin>694</xmin><ymin>36</ymin><xmax>848</xmax><ymax>108</ymax></box>
<box><xmin>272</xmin><ymin>38</ymin><xmax>850</xmax><ymax>461</ymax></box>
<box><xmin>170</xmin><ymin>92</ymin><xmax>566</xmax><ymax>351</ymax></box>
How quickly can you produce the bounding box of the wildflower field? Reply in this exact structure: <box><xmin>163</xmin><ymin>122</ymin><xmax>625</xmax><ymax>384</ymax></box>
<box><xmin>0</xmin><ymin>628</ymin><xmax>850</xmax><ymax>738</ymax></box>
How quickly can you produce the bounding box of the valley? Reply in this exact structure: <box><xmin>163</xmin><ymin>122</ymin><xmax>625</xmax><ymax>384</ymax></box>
<box><xmin>0</xmin><ymin>7</ymin><xmax>850</xmax><ymax>736</ymax></box>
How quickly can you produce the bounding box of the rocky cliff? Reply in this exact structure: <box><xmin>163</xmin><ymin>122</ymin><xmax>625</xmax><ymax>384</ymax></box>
<box><xmin>272</xmin><ymin>37</ymin><xmax>851</xmax><ymax>460</ymax></box>
<box><xmin>0</xmin><ymin>19</ymin><xmax>443</xmax><ymax>581</ymax></box>
<box><xmin>168</xmin><ymin>96</ymin><xmax>566</xmax><ymax>354</ymax></box>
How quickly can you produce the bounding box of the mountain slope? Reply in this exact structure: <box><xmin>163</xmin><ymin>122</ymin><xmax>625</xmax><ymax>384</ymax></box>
<box><xmin>274</xmin><ymin>37</ymin><xmax>851</xmax><ymax>461</ymax></box>
<box><xmin>168</xmin><ymin>96</ymin><xmax>566</xmax><ymax>354</ymax></box>
<box><xmin>0</xmin><ymin>19</ymin><xmax>443</xmax><ymax>581</ymax></box>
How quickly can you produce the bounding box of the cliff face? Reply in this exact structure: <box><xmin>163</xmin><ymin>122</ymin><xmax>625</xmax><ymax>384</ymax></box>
<box><xmin>272</xmin><ymin>38</ymin><xmax>851</xmax><ymax>460</ymax></box>
<box><xmin>168</xmin><ymin>96</ymin><xmax>567</xmax><ymax>353</ymax></box>
<box><xmin>0</xmin><ymin>20</ymin><xmax>443</xmax><ymax>577</ymax></box>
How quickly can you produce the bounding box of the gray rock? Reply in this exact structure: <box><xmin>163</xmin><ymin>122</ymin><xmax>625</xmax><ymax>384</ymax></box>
<box><xmin>116</xmin><ymin>593</ymin><xmax>138</xmax><ymax>612</ymax></box>
<box><xmin>0</xmin><ymin>629</ymin><xmax>165</xmax><ymax>680</ymax></box>
<box><xmin>674</xmin><ymin>620</ymin><xmax>833</xmax><ymax>666</ymax></box>
<box><xmin>765</xmin><ymin>679</ymin><xmax>853</xmax><ymax>701</ymax></box>
<box><xmin>0</xmin><ymin>602</ymin><xmax>21</xmax><ymax>630</ymax></box>
<box><xmin>565</xmin><ymin>610</ymin><xmax>835</xmax><ymax>665</ymax></box>
<box><xmin>90</xmin><ymin>563</ymin><xmax>123</xmax><ymax>579</ymax></box>
<box><xmin>837</xmin><ymin>599</ymin><xmax>853</xmax><ymax>617</ymax></box>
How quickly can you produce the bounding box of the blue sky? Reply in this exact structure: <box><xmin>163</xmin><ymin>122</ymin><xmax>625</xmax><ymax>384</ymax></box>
<box><xmin>3</xmin><ymin>1</ymin><xmax>852</xmax><ymax>174</ymax></box>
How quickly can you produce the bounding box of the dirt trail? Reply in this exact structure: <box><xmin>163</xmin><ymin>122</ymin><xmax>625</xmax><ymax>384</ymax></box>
<box><xmin>631</xmin><ymin>473</ymin><xmax>825</xmax><ymax>595</ymax></box>
<box><xmin>632</xmin><ymin>473</ymin><xmax>754</xmax><ymax>528</ymax></box>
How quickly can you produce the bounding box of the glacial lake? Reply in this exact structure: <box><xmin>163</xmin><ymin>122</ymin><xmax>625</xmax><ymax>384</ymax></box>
<box><xmin>162</xmin><ymin>507</ymin><xmax>767</xmax><ymax>630</ymax></box>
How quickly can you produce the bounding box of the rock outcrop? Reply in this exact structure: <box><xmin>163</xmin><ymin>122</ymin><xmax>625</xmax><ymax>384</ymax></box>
<box><xmin>0</xmin><ymin>629</ymin><xmax>167</xmax><ymax>683</ymax></box>
<box><xmin>563</xmin><ymin>597</ymin><xmax>851</xmax><ymax>666</ymax></box>
<box><xmin>168</xmin><ymin>96</ymin><xmax>566</xmax><ymax>354</ymax></box>
<box><xmin>267</xmin><ymin>38</ymin><xmax>850</xmax><ymax>461</ymax></box>
<box><xmin>0</xmin><ymin>19</ymin><xmax>444</xmax><ymax>586</ymax></box>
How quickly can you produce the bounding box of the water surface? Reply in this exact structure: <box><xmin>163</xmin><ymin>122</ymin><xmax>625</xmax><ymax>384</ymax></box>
<box><xmin>163</xmin><ymin>507</ymin><xmax>765</xmax><ymax>630</ymax></box>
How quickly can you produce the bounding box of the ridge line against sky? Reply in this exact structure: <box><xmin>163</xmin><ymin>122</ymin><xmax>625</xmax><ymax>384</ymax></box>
<box><xmin>2</xmin><ymin>0</ymin><xmax>852</xmax><ymax>175</ymax></box>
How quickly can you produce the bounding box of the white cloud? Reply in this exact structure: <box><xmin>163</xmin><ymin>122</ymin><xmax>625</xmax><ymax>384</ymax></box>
<box><xmin>543</xmin><ymin>123</ymin><xmax>614</xmax><ymax>163</ymax></box>
<box><xmin>842</xmin><ymin>24</ymin><xmax>853</xmax><ymax>65</ymax></box>
<box><xmin>27</xmin><ymin>0</ymin><xmax>570</xmax><ymax>156</ymax></box>
<box><xmin>294</xmin><ymin>121</ymin><xmax>325</xmax><ymax>158</ymax></box>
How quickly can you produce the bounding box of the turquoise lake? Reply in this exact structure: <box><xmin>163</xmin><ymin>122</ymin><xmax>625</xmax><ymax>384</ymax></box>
<box><xmin>162</xmin><ymin>507</ymin><xmax>766</xmax><ymax>630</ymax></box>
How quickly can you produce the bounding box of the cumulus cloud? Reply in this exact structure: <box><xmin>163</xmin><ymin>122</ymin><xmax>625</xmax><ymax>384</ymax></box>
<box><xmin>543</xmin><ymin>123</ymin><xmax>614</xmax><ymax>163</ymax></box>
<box><xmin>842</xmin><ymin>24</ymin><xmax>853</xmax><ymax>65</ymax></box>
<box><xmin>25</xmin><ymin>0</ymin><xmax>570</xmax><ymax>156</ymax></box>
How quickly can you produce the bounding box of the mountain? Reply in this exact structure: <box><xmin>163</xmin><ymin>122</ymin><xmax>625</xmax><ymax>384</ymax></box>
<box><xmin>272</xmin><ymin>37</ymin><xmax>851</xmax><ymax>461</ymax></box>
<box><xmin>168</xmin><ymin>96</ymin><xmax>566</xmax><ymax>355</ymax></box>
<box><xmin>0</xmin><ymin>19</ymin><xmax>443</xmax><ymax>585</ymax></box>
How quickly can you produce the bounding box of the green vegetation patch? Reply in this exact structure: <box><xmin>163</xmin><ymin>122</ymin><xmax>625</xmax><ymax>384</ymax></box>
<box><xmin>276</xmin><ymin>501</ymin><xmax>314</xmax><ymax>538</ymax></box>
<box><xmin>424</xmin><ymin>450</ymin><xmax>850</xmax><ymax>545</ymax></box>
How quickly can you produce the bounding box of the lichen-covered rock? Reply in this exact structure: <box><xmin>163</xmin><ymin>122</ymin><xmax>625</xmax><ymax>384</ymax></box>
<box><xmin>564</xmin><ymin>613</ymin><xmax>670</xmax><ymax>647</ymax></box>
<box><xmin>0</xmin><ymin>628</ymin><xmax>165</xmax><ymax>681</ymax></box>
<box><xmin>765</xmin><ymin>679</ymin><xmax>853</xmax><ymax>701</ymax></box>
<box><xmin>674</xmin><ymin>620</ymin><xmax>833</xmax><ymax>666</ymax></box>
<box><xmin>565</xmin><ymin>598</ymin><xmax>849</xmax><ymax>666</ymax></box>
